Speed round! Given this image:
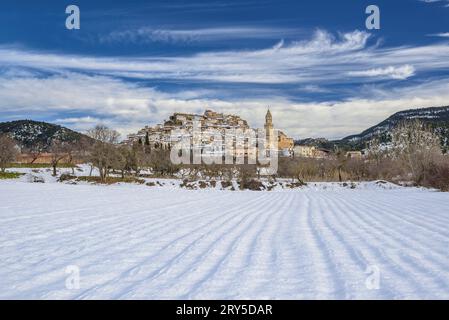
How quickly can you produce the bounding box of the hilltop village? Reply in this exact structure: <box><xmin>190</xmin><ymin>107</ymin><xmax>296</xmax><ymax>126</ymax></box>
<box><xmin>124</xmin><ymin>109</ymin><xmax>295</xmax><ymax>157</ymax></box>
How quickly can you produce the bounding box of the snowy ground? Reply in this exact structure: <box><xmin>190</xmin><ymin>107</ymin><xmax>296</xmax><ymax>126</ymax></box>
<box><xmin>1</xmin><ymin>169</ymin><xmax>449</xmax><ymax>299</ymax></box>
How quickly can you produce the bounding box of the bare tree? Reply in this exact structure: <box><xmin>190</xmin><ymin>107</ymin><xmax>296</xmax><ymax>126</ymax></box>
<box><xmin>87</xmin><ymin>125</ymin><xmax>120</xmax><ymax>182</ymax></box>
<box><xmin>129</xmin><ymin>143</ymin><xmax>147</xmax><ymax>176</ymax></box>
<box><xmin>27</xmin><ymin>141</ymin><xmax>44</xmax><ymax>164</ymax></box>
<box><xmin>334</xmin><ymin>148</ymin><xmax>348</xmax><ymax>182</ymax></box>
<box><xmin>278</xmin><ymin>158</ymin><xmax>301</xmax><ymax>182</ymax></box>
<box><xmin>112</xmin><ymin>145</ymin><xmax>130</xmax><ymax>178</ymax></box>
<box><xmin>147</xmin><ymin>148</ymin><xmax>180</xmax><ymax>177</ymax></box>
<box><xmin>66</xmin><ymin>137</ymin><xmax>92</xmax><ymax>174</ymax></box>
<box><xmin>391</xmin><ymin>120</ymin><xmax>441</xmax><ymax>184</ymax></box>
<box><xmin>0</xmin><ymin>134</ymin><xmax>18</xmax><ymax>172</ymax></box>
<box><xmin>110</xmin><ymin>143</ymin><xmax>148</xmax><ymax>178</ymax></box>
<box><xmin>367</xmin><ymin>137</ymin><xmax>387</xmax><ymax>165</ymax></box>
<box><xmin>49</xmin><ymin>140</ymin><xmax>69</xmax><ymax>176</ymax></box>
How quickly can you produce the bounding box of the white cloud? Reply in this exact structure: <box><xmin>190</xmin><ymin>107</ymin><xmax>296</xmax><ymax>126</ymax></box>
<box><xmin>429</xmin><ymin>32</ymin><xmax>449</xmax><ymax>37</ymax></box>
<box><xmin>419</xmin><ymin>0</ymin><xmax>449</xmax><ymax>7</ymax></box>
<box><xmin>100</xmin><ymin>26</ymin><xmax>300</xmax><ymax>44</ymax></box>
<box><xmin>1</xmin><ymin>72</ymin><xmax>449</xmax><ymax>140</ymax></box>
<box><xmin>0</xmin><ymin>29</ymin><xmax>448</xmax><ymax>86</ymax></box>
<box><xmin>300</xmin><ymin>85</ymin><xmax>330</xmax><ymax>93</ymax></box>
<box><xmin>1</xmin><ymin>29</ymin><xmax>449</xmax><ymax>139</ymax></box>
<box><xmin>0</xmin><ymin>30</ymin><xmax>423</xmax><ymax>84</ymax></box>
<box><xmin>348</xmin><ymin>65</ymin><xmax>415</xmax><ymax>80</ymax></box>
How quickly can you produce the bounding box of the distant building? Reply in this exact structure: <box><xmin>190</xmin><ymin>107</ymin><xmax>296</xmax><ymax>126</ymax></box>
<box><xmin>293</xmin><ymin>145</ymin><xmax>331</xmax><ymax>159</ymax></box>
<box><xmin>293</xmin><ymin>145</ymin><xmax>316</xmax><ymax>158</ymax></box>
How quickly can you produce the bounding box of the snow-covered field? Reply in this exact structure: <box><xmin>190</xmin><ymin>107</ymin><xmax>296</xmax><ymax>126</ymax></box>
<box><xmin>1</xmin><ymin>170</ymin><xmax>449</xmax><ymax>299</ymax></box>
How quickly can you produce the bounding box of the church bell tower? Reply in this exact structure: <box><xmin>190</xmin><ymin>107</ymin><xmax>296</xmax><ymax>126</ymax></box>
<box><xmin>264</xmin><ymin>108</ymin><xmax>273</xmax><ymax>131</ymax></box>
<box><xmin>264</xmin><ymin>108</ymin><xmax>274</xmax><ymax>148</ymax></box>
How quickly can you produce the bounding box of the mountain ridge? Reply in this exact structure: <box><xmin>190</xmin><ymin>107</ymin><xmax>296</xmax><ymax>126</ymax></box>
<box><xmin>0</xmin><ymin>119</ymin><xmax>91</xmax><ymax>150</ymax></box>
<box><xmin>343</xmin><ymin>105</ymin><xmax>449</xmax><ymax>141</ymax></box>
<box><xmin>296</xmin><ymin>105</ymin><xmax>449</xmax><ymax>151</ymax></box>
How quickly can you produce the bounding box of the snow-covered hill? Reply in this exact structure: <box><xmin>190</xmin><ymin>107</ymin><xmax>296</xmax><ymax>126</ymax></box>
<box><xmin>296</xmin><ymin>106</ymin><xmax>449</xmax><ymax>151</ymax></box>
<box><xmin>341</xmin><ymin>105</ymin><xmax>449</xmax><ymax>150</ymax></box>
<box><xmin>1</xmin><ymin>178</ymin><xmax>448</xmax><ymax>299</ymax></box>
<box><xmin>0</xmin><ymin>120</ymin><xmax>91</xmax><ymax>150</ymax></box>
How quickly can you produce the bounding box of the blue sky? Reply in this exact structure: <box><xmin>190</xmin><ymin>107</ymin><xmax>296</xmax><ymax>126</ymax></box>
<box><xmin>0</xmin><ymin>0</ymin><xmax>448</xmax><ymax>139</ymax></box>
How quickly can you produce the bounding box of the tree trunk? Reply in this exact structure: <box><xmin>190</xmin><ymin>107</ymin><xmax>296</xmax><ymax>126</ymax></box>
<box><xmin>100</xmin><ymin>168</ymin><xmax>106</xmax><ymax>183</ymax></box>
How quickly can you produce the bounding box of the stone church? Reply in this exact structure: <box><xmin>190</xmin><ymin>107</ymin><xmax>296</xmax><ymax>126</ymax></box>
<box><xmin>264</xmin><ymin>109</ymin><xmax>294</xmax><ymax>155</ymax></box>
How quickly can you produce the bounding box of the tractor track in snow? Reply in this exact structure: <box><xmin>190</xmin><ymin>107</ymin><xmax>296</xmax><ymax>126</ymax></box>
<box><xmin>1</xmin><ymin>182</ymin><xmax>449</xmax><ymax>299</ymax></box>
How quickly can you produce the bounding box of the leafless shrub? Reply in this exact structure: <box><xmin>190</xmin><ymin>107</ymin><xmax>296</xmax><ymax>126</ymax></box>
<box><xmin>49</xmin><ymin>140</ymin><xmax>71</xmax><ymax>176</ymax></box>
<box><xmin>146</xmin><ymin>149</ymin><xmax>180</xmax><ymax>177</ymax></box>
<box><xmin>87</xmin><ymin>125</ymin><xmax>121</xmax><ymax>183</ymax></box>
<box><xmin>390</xmin><ymin>120</ymin><xmax>442</xmax><ymax>184</ymax></box>
<box><xmin>0</xmin><ymin>134</ymin><xmax>18</xmax><ymax>172</ymax></box>
<box><xmin>420</xmin><ymin>155</ymin><xmax>449</xmax><ymax>191</ymax></box>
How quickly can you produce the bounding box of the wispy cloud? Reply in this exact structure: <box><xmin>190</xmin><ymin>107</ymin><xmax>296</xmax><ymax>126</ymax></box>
<box><xmin>1</xmin><ymin>29</ymin><xmax>449</xmax><ymax>139</ymax></box>
<box><xmin>428</xmin><ymin>32</ymin><xmax>449</xmax><ymax>37</ymax></box>
<box><xmin>419</xmin><ymin>0</ymin><xmax>449</xmax><ymax>7</ymax></box>
<box><xmin>300</xmin><ymin>85</ymin><xmax>330</xmax><ymax>93</ymax></box>
<box><xmin>3</xmin><ymin>29</ymin><xmax>447</xmax><ymax>86</ymax></box>
<box><xmin>348</xmin><ymin>65</ymin><xmax>415</xmax><ymax>80</ymax></box>
<box><xmin>100</xmin><ymin>26</ymin><xmax>301</xmax><ymax>44</ymax></box>
<box><xmin>1</xmin><ymin>71</ymin><xmax>449</xmax><ymax>139</ymax></box>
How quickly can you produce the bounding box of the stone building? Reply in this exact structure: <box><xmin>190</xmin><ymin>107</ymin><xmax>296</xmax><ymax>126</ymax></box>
<box><xmin>293</xmin><ymin>145</ymin><xmax>316</xmax><ymax>158</ymax></box>
<box><xmin>124</xmin><ymin>109</ymin><xmax>294</xmax><ymax>156</ymax></box>
<box><xmin>265</xmin><ymin>109</ymin><xmax>294</xmax><ymax>155</ymax></box>
<box><xmin>293</xmin><ymin>145</ymin><xmax>331</xmax><ymax>159</ymax></box>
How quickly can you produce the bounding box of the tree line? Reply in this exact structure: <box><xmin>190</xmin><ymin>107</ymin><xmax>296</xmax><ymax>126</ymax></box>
<box><xmin>1</xmin><ymin>120</ymin><xmax>448</xmax><ymax>190</ymax></box>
